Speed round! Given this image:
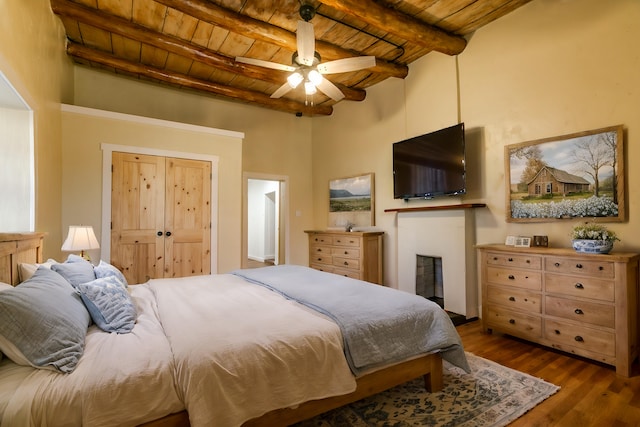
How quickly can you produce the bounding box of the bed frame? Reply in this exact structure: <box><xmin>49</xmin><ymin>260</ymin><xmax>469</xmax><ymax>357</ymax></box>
<box><xmin>0</xmin><ymin>233</ymin><xmax>444</xmax><ymax>427</ymax></box>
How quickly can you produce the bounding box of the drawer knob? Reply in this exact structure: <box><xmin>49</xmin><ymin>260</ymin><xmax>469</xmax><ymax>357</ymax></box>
<box><xmin>555</xmin><ymin>329</ymin><xmax>560</xmax><ymax>335</ymax></box>
<box><xmin>344</xmin><ymin>261</ymin><xmax>349</xmax><ymax>266</ymax></box>
<box><xmin>508</xmin><ymin>258</ymin><xmax>513</xmax><ymax>262</ymax></box>
<box><xmin>508</xmin><ymin>275</ymin><xmax>515</xmax><ymax>280</ymax></box>
<box><xmin>316</xmin><ymin>248</ymin><xmax>322</xmax><ymax>252</ymax></box>
<box><xmin>554</xmin><ymin>262</ymin><xmax>560</xmax><ymax>267</ymax></box>
<box><xmin>575</xmin><ymin>283</ymin><xmax>584</xmax><ymax>289</ymax></box>
<box><xmin>344</xmin><ymin>251</ymin><xmax>348</xmax><ymax>254</ymax></box>
<box><xmin>526</xmin><ymin>260</ymin><xmax>530</xmax><ymax>263</ymax></box>
<box><xmin>509</xmin><ymin>296</ymin><xmax>516</xmax><ymax>301</ymax></box>
<box><xmin>599</xmin><ymin>266</ymin><xmax>604</xmax><ymax>270</ymax></box>
<box><xmin>576</xmin><ymin>263</ymin><xmax>583</xmax><ymax>269</ymax></box>
<box><xmin>336</xmin><ymin>239</ymin><xmax>342</xmax><ymax>243</ymax></box>
<box><xmin>574</xmin><ymin>336</ymin><xmax>584</xmax><ymax>342</ymax></box>
<box><xmin>493</xmin><ymin>257</ymin><xmax>498</xmax><ymax>261</ymax></box>
<box><xmin>317</xmin><ymin>258</ymin><xmax>322</xmax><ymax>261</ymax></box>
<box><xmin>509</xmin><ymin>319</ymin><xmax>515</xmax><ymax>324</ymax></box>
<box><xmin>575</xmin><ymin>308</ymin><xmax>584</xmax><ymax>315</ymax></box>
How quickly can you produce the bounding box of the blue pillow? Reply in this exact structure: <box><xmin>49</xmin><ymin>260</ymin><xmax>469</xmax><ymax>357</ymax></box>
<box><xmin>77</xmin><ymin>276</ymin><xmax>137</xmax><ymax>333</ymax></box>
<box><xmin>0</xmin><ymin>267</ymin><xmax>91</xmax><ymax>373</ymax></box>
<box><xmin>51</xmin><ymin>256</ymin><xmax>96</xmax><ymax>287</ymax></box>
<box><xmin>94</xmin><ymin>260</ymin><xmax>129</xmax><ymax>287</ymax></box>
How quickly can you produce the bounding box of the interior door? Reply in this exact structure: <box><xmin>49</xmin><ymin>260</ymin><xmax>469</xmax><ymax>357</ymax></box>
<box><xmin>164</xmin><ymin>157</ymin><xmax>211</xmax><ymax>278</ymax></box>
<box><xmin>111</xmin><ymin>152</ymin><xmax>165</xmax><ymax>284</ymax></box>
<box><xmin>111</xmin><ymin>152</ymin><xmax>211</xmax><ymax>284</ymax></box>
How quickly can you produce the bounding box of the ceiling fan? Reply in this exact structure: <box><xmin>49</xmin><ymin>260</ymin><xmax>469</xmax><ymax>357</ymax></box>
<box><xmin>235</xmin><ymin>3</ymin><xmax>376</xmax><ymax>102</ymax></box>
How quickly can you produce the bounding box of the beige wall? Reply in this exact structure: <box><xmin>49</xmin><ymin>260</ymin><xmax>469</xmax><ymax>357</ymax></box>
<box><xmin>312</xmin><ymin>0</ymin><xmax>640</xmax><ymax>288</ymax></box>
<box><xmin>60</xmin><ymin>107</ymin><xmax>243</xmax><ymax>273</ymax></box>
<box><xmin>71</xmin><ymin>67</ymin><xmax>315</xmax><ymax>267</ymax></box>
<box><xmin>0</xmin><ymin>0</ymin><xmax>74</xmax><ymax>258</ymax></box>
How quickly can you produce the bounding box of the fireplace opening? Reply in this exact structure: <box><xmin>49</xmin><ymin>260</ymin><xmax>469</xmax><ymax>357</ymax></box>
<box><xmin>416</xmin><ymin>255</ymin><xmax>444</xmax><ymax>308</ymax></box>
<box><xmin>416</xmin><ymin>254</ymin><xmax>468</xmax><ymax>325</ymax></box>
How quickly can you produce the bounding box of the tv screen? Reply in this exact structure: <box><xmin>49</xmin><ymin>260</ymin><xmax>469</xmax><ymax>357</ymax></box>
<box><xmin>393</xmin><ymin>123</ymin><xmax>466</xmax><ymax>200</ymax></box>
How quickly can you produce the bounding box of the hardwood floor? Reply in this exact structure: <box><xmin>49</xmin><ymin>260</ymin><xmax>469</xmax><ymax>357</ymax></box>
<box><xmin>457</xmin><ymin>320</ymin><xmax>640</xmax><ymax>426</ymax></box>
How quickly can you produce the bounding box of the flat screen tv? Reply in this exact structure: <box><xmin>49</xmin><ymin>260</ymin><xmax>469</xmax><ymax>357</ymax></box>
<box><xmin>393</xmin><ymin>123</ymin><xmax>466</xmax><ymax>200</ymax></box>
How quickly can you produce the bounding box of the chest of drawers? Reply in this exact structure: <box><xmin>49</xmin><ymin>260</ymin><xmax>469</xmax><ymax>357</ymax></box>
<box><xmin>305</xmin><ymin>230</ymin><xmax>383</xmax><ymax>284</ymax></box>
<box><xmin>478</xmin><ymin>244</ymin><xmax>640</xmax><ymax>376</ymax></box>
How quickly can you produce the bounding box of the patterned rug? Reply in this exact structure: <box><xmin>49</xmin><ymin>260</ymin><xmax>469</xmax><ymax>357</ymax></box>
<box><xmin>296</xmin><ymin>353</ymin><xmax>559</xmax><ymax>427</ymax></box>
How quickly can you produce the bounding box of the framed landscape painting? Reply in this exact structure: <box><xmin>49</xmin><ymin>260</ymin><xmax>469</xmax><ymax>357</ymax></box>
<box><xmin>505</xmin><ymin>125</ymin><xmax>625</xmax><ymax>223</ymax></box>
<box><xmin>328</xmin><ymin>173</ymin><xmax>374</xmax><ymax>229</ymax></box>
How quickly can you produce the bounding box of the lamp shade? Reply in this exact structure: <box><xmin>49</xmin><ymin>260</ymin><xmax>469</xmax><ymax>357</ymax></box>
<box><xmin>61</xmin><ymin>226</ymin><xmax>100</xmax><ymax>252</ymax></box>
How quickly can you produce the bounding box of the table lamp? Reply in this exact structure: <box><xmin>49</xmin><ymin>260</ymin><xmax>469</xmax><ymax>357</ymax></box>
<box><xmin>61</xmin><ymin>225</ymin><xmax>100</xmax><ymax>260</ymax></box>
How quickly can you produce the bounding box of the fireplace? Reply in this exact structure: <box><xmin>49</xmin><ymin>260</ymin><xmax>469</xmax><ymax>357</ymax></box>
<box><xmin>416</xmin><ymin>255</ymin><xmax>443</xmax><ymax>307</ymax></box>
<box><xmin>396</xmin><ymin>209</ymin><xmax>478</xmax><ymax>319</ymax></box>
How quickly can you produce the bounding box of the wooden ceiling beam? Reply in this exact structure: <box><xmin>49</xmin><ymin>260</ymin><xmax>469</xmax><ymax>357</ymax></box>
<box><xmin>66</xmin><ymin>42</ymin><xmax>333</xmax><ymax>116</ymax></box>
<box><xmin>50</xmin><ymin>0</ymin><xmax>366</xmax><ymax>102</ymax></box>
<box><xmin>153</xmin><ymin>0</ymin><xmax>408</xmax><ymax>79</ymax></box>
<box><xmin>316</xmin><ymin>0</ymin><xmax>467</xmax><ymax>55</ymax></box>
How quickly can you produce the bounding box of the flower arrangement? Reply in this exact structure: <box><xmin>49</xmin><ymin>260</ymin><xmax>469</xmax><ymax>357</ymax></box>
<box><xmin>571</xmin><ymin>222</ymin><xmax>619</xmax><ymax>242</ymax></box>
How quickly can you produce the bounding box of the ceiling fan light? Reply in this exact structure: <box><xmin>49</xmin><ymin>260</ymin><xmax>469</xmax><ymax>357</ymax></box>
<box><xmin>308</xmin><ymin>69</ymin><xmax>323</xmax><ymax>86</ymax></box>
<box><xmin>304</xmin><ymin>81</ymin><xmax>317</xmax><ymax>95</ymax></box>
<box><xmin>287</xmin><ymin>72</ymin><xmax>303</xmax><ymax>88</ymax></box>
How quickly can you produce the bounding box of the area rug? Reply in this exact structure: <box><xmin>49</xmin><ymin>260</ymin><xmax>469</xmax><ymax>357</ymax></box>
<box><xmin>296</xmin><ymin>353</ymin><xmax>559</xmax><ymax>427</ymax></box>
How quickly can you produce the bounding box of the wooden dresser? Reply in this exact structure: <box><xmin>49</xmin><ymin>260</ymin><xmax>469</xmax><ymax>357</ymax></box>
<box><xmin>305</xmin><ymin>230</ymin><xmax>383</xmax><ymax>284</ymax></box>
<box><xmin>478</xmin><ymin>244</ymin><xmax>640</xmax><ymax>377</ymax></box>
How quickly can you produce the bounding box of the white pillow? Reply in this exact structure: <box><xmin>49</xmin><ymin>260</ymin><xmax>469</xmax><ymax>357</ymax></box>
<box><xmin>18</xmin><ymin>259</ymin><xmax>59</xmax><ymax>282</ymax></box>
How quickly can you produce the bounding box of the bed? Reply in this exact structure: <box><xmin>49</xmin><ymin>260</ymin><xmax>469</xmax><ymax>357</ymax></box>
<box><xmin>0</xmin><ymin>232</ymin><xmax>468</xmax><ymax>426</ymax></box>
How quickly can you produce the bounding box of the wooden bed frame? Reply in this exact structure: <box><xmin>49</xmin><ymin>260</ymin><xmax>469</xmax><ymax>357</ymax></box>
<box><xmin>0</xmin><ymin>232</ymin><xmax>444</xmax><ymax>427</ymax></box>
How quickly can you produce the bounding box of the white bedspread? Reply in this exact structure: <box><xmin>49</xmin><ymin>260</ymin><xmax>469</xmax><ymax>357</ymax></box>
<box><xmin>0</xmin><ymin>284</ymin><xmax>183</xmax><ymax>426</ymax></box>
<box><xmin>149</xmin><ymin>274</ymin><xmax>356</xmax><ymax>427</ymax></box>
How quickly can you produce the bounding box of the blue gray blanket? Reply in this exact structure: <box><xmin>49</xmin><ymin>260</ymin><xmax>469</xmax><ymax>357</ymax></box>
<box><xmin>232</xmin><ymin>265</ymin><xmax>470</xmax><ymax>375</ymax></box>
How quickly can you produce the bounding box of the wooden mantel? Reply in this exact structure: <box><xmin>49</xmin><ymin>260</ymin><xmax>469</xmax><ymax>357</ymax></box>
<box><xmin>384</xmin><ymin>203</ymin><xmax>486</xmax><ymax>213</ymax></box>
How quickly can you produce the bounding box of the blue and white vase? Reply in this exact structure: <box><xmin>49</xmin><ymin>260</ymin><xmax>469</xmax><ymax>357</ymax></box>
<box><xmin>572</xmin><ymin>239</ymin><xmax>613</xmax><ymax>254</ymax></box>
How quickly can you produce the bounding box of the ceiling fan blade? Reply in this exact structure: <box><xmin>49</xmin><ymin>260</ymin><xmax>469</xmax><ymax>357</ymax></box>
<box><xmin>270</xmin><ymin>82</ymin><xmax>293</xmax><ymax>99</ymax></box>
<box><xmin>316</xmin><ymin>79</ymin><xmax>345</xmax><ymax>102</ymax></box>
<box><xmin>296</xmin><ymin>20</ymin><xmax>316</xmax><ymax>66</ymax></box>
<box><xmin>235</xmin><ymin>56</ymin><xmax>295</xmax><ymax>72</ymax></box>
<box><xmin>317</xmin><ymin>56</ymin><xmax>376</xmax><ymax>74</ymax></box>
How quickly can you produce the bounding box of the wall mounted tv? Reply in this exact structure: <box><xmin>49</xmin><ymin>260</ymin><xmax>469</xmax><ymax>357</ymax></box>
<box><xmin>392</xmin><ymin>123</ymin><xmax>466</xmax><ymax>200</ymax></box>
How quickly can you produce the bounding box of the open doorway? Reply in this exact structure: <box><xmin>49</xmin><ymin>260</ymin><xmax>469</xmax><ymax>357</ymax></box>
<box><xmin>243</xmin><ymin>173</ymin><xmax>288</xmax><ymax>269</ymax></box>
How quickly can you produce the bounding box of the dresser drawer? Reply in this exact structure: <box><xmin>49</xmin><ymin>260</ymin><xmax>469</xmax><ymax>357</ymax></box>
<box><xmin>333</xmin><ymin>256</ymin><xmax>360</xmax><ymax>270</ymax></box>
<box><xmin>545</xmin><ymin>295</ymin><xmax>614</xmax><ymax>328</ymax></box>
<box><xmin>309</xmin><ymin>263</ymin><xmax>334</xmax><ymax>274</ymax></box>
<box><xmin>545</xmin><ymin>273</ymin><xmax>614</xmax><ymax>302</ymax></box>
<box><xmin>332</xmin><ymin>235</ymin><xmax>361</xmax><ymax>247</ymax></box>
<box><xmin>331</xmin><ymin>247</ymin><xmax>360</xmax><ymax>259</ymax></box>
<box><xmin>486</xmin><ymin>306</ymin><xmax>542</xmax><ymax>338</ymax></box>
<box><xmin>332</xmin><ymin>267</ymin><xmax>361</xmax><ymax>280</ymax></box>
<box><xmin>486</xmin><ymin>266</ymin><xmax>542</xmax><ymax>290</ymax></box>
<box><xmin>309</xmin><ymin>253</ymin><xmax>332</xmax><ymax>265</ymax></box>
<box><xmin>544</xmin><ymin>319</ymin><xmax>615</xmax><ymax>357</ymax></box>
<box><xmin>310</xmin><ymin>234</ymin><xmax>332</xmax><ymax>244</ymax></box>
<box><xmin>310</xmin><ymin>244</ymin><xmax>332</xmax><ymax>255</ymax></box>
<box><xmin>487</xmin><ymin>285</ymin><xmax>541</xmax><ymax>313</ymax></box>
<box><xmin>486</xmin><ymin>252</ymin><xmax>542</xmax><ymax>270</ymax></box>
<box><xmin>545</xmin><ymin>257</ymin><xmax>614</xmax><ymax>278</ymax></box>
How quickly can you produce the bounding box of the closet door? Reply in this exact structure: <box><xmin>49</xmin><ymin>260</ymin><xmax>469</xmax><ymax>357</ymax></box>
<box><xmin>164</xmin><ymin>157</ymin><xmax>211</xmax><ymax>278</ymax></box>
<box><xmin>111</xmin><ymin>152</ymin><xmax>165</xmax><ymax>284</ymax></box>
<box><xmin>111</xmin><ymin>152</ymin><xmax>211</xmax><ymax>284</ymax></box>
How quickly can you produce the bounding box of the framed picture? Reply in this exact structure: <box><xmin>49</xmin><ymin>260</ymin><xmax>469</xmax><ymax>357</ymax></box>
<box><xmin>505</xmin><ymin>125</ymin><xmax>625</xmax><ymax>222</ymax></box>
<box><xmin>328</xmin><ymin>173</ymin><xmax>374</xmax><ymax>229</ymax></box>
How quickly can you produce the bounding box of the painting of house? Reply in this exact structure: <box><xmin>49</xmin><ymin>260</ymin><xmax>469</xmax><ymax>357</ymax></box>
<box><xmin>528</xmin><ymin>166</ymin><xmax>590</xmax><ymax>196</ymax></box>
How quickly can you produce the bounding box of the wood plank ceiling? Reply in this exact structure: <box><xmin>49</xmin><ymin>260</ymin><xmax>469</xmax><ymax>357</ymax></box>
<box><xmin>51</xmin><ymin>0</ymin><xmax>532</xmax><ymax>116</ymax></box>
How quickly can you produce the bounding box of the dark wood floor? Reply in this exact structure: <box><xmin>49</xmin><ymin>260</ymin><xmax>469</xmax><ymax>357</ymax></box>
<box><xmin>457</xmin><ymin>320</ymin><xmax>640</xmax><ymax>426</ymax></box>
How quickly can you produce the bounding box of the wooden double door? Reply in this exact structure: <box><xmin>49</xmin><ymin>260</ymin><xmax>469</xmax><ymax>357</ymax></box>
<box><xmin>111</xmin><ymin>152</ymin><xmax>211</xmax><ymax>284</ymax></box>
